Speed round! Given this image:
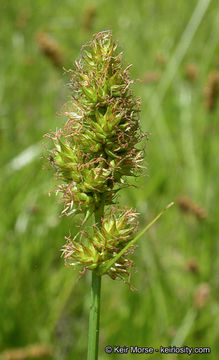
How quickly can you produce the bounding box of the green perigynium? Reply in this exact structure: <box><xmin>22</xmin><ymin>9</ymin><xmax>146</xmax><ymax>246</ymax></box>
<box><xmin>46</xmin><ymin>31</ymin><xmax>147</xmax><ymax>281</ymax></box>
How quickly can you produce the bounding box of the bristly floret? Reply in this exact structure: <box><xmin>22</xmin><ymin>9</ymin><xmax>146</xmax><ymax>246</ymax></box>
<box><xmin>46</xmin><ymin>31</ymin><xmax>145</xmax><ymax>221</ymax></box>
<box><xmin>62</xmin><ymin>208</ymin><xmax>138</xmax><ymax>280</ymax></box>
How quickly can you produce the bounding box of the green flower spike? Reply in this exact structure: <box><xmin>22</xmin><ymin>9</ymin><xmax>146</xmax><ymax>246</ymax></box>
<box><xmin>46</xmin><ymin>31</ymin><xmax>145</xmax><ymax>225</ymax></box>
<box><xmin>45</xmin><ymin>31</ymin><xmax>173</xmax><ymax>360</ymax></box>
<box><xmin>63</xmin><ymin>208</ymin><xmax>138</xmax><ymax>280</ymax></box>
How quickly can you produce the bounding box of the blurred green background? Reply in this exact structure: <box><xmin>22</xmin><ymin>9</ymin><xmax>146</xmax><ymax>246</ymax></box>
<box><xmin>0</xmin><ymin>0</ymin><xmax>218</xmax><ymax>359</ymax></box>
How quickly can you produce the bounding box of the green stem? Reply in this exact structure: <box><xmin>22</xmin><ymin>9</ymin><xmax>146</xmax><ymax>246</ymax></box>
<box><xmin>87</xmin><ymin>199</ymin><xmax>105</xmax><ymax>360</ymax></box>
<box><xmin>87</xmin><ymin>273</ymin><xmax>101</xmax><ymax>360</ymax></box>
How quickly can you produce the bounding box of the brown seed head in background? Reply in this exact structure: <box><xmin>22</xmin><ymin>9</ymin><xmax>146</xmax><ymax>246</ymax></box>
<box><xmin>36</xmin><ymin>32</ymin><xmax>63</xmax><ymax>68</ymax></box>
<box><xmin>186</xmin><ymin>258</ymin><xmax>199</xmax><ymax>274</ymax></box>
<box><xmin>178</xmin><ymin>195</ymin><xmax>207</xmax><ymax>220</ymax></box>
<box><xmin>185</xmin><ymin>63</ymin><xmax>198</xmax><ymax>83</ymax></box>
<box><xmin>203</xmin><ymin>71</ymin><xmax>219</xmax><ymax>111</ymax></box>
<box><xmin>194</xmin><ymin>283</ymin><xmax>211</xmax><ymax>309</ymax></box>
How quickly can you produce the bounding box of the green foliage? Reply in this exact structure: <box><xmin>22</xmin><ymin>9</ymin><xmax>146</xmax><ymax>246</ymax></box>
<box><xmin>0</xmin><ymin>0</ymin><xmax>219</xmax><ymax>359</ymax></box>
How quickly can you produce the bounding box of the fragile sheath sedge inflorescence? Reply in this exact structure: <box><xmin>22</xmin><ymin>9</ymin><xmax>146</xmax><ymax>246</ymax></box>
<box><xmin>46</xmin><ymin>31</ymin><xmax>145</xmax><ymax>280</ymax></box>
<box><xmin>45</xmin><ymin>31</ymin><xmax>173</xmax><ymax>360</ymax></box>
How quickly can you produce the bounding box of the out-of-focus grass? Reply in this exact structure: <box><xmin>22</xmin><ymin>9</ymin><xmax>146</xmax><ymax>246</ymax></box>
<box><xmin>0</xmin><ymin>0</ymin><xmax>218</xmax><ymax>359</ymax></box>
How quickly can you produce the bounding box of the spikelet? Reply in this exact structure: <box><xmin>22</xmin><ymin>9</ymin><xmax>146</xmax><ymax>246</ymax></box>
<box><xmin>185</xmin><ymin>258</ymin><xmax>199</xmax><ymax>274</ymax></box>
<box><xmin>203</xmin><ymin>71</ymin><xmax>219</xmax><ymax>111</ymax></box>
<box><xmin>63</xmin><ymin>208</ymin><xmax>138</xmax><ymax>280</ymax></box>
<box><xmin>184</xmin><ymin>63</ymin><xmax>198</xmax><ymax>83</ymax></box>
<box><xmin>194</xmin><ymin>283</ymin><xmax>211</xmax><ymax>309</ymax></box>
<box><xmin>178</xmin><ymin>195</ymin><xmax>206</xmax><ymax>220</ymax></box>
<box><xmin>36</xmin><ymin>32</ymin><xmax>63</xmax><ymax>67</ymax></box>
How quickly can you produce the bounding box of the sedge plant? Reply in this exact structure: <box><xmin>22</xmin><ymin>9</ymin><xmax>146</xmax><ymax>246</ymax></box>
<box><xmin>45</xmin><ymin>31</ymin><xmax>173</xmax><ymax>360</ymax></box>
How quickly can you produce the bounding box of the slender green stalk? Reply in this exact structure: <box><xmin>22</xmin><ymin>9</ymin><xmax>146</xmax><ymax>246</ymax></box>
<box><xmin>87</xmin><ymin>272</ymin><xmax>101</xmax><ymax>360</ymax></box>
<box><xmin>87</xmin><ymin>199</ymin><xmax>104</xmax><ymax>360</ymax></box>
